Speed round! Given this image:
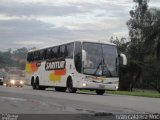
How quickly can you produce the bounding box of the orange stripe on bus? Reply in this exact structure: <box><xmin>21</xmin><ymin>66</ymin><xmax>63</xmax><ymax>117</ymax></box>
<box><xmin>31</xmin><ymin>63</ymin><xmax>38</xmax><ymax>72</ymax></box>
<box><xmin>54</xmin><ymin>69</ymin><xmax>66</xmax><ymax>75</ymax></box>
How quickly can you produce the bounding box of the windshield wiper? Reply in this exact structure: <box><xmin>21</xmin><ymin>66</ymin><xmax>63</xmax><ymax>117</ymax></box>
<box><xmin>101</xmin><ymin>58</ymin><xmax>112</xmax><ymax>77</ymax></box>
<box><xmin>101</xmin><ymin>43</ymin><xmax>112</xmax><ymax>77</ymax></box>
<box><xmin>93</xmin><ymin>59</ymin><xmax>103</xmax><ymax>76</ymax></box>
<box><xmin>93</xmin><ymin>58</ymin><xmax>112</xmax><ymax>77</ymax></box>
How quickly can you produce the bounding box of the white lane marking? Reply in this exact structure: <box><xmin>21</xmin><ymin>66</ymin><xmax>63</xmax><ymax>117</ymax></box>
<box><xmin>0</xmin><ymin>96</ymin><xmax>26</xmax><ymax>101</ymax></box>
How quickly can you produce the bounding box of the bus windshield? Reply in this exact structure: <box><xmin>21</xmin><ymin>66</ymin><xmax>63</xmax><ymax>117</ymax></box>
<box><xmin>83</xmin><ymin>42</ymin><xmax>118</xmax><ymax>77</ymax></box>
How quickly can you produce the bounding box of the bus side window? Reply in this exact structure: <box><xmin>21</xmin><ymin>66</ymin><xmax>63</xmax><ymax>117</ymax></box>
<box><xmin>33</xmin><ymin>52</ymin><xmax>37</xmax><ymax>61</ymax></box>
<box><xmin>43</xmin><ymin>49</ymin><xmax>47</xmax><ymax>60</ymax></box>
<box><xmin>57</xmin><ymin>46</ymin><xmax>60</xmax><ymax>59</ymax></box>
<box><xmin>37</xmin><ymin>51</ymin><xmax>40</xmax><ymax>61</ymax></box>
<box><xmin>52</xmin><ymin>47</ymin><xmax>58</xmax><ymax>59</ymax></box>
<box><xmin>39</xmin><ymin>50</ymin><xmax>45</xmax><ymax>61</ymax></box>
<box><xmin>60</xmin><ymin>45</ymin><xmax>66</xmax><ymax>58</ymax></box>
<box><xmin>74</xmin><ymin>42</ymin><xmax>82</xmax><ymax>73</ymax></box>
<box><xmin>67</xmin><ymin>43</ymin><xmax>74</xmax><ymax>58</ymax></box>
<box><xmin>46</xmin><ymin>48</ymin><xmax>51</xmax><ymax>60</ymax></box>
<box><xmin>36</xmin><ymin>51</ymin><xmax>39</xmax><ymax>61</ymax></box>
<box><xmin>65</xmin><ymin>45</ymin><xmax>68</xmax><ymax>57</ymax></box>
<box><xmin>29</xmin><ymin>52</ymin><xmax>33</xmax><ymax>62</ymax></box>
<box><xmin>51</xmin><ymin>47</ymin><xmax>57</xmax><ymax>59</ymax></box>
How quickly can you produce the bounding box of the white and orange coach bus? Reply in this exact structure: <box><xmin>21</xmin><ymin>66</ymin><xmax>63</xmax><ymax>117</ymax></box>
<box><xmin>25</xmin><ymin>40</ymin><xmax>127</xmax><ymax>95</ymax></box>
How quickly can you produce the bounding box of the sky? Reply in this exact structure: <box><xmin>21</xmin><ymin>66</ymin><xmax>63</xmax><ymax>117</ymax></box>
<box><xmin>0</xmin><ymin>0</ymin><xmax>159</xmax><ymax>51</ymax></box>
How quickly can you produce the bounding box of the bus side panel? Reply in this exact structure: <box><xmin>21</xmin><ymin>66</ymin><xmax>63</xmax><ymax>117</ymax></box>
<box><xmin>39</xmin><ymin>59</ymin><xmax>75</xmax><ymax>87</ymax></box>
<box><xmin>25</xmin><ymin>62</ymin><xmax>36</xmax><ymax>85</ymax></box>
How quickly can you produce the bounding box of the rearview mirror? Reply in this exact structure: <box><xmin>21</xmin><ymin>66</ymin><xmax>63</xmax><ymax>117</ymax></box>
<box><xmin>120</xmin><ymin>53</ymin><xmax>127</xmax><ymax>65</ymax></box>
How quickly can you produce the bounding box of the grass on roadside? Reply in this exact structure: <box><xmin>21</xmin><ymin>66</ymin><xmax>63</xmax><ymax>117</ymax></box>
<box><xmin>107</xmin><ymin>89</ymin><xmax>160</xmax><ymax>98</ymax></box>
<box><xmin>81</xmin><ymin>89</ymin><xmax>160</xmax><ymax>98</ymax></box>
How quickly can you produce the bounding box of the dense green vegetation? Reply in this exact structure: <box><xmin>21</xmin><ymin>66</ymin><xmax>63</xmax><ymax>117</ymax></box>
<box><xmin>111</xmin><ymin>0</ymin><xmax>160</xmax><ymax>93</ymax></box>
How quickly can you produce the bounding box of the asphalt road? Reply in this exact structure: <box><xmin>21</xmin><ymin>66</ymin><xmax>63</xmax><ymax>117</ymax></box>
<box><xmin>0</xmin><ymin>85</ymin><xmax>160</xmax><ymax>120</ymax></box>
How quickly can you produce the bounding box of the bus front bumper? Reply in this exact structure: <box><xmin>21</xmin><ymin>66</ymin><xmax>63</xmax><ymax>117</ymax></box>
<box><xmin>80</xmin><ymin>82</ymin><xmax>119</xmax><ymax>91</ymax></box>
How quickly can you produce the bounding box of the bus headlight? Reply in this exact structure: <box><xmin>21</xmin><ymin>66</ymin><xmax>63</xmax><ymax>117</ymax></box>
<box><xmin>115</xmin><ymin>86</ymin><xmax>118</xmax><ymax>89</ymax></box>
<box><xmin>20</xmin><ymin>81</ymin><xmax>24</xmax><ymax>84</ymax></box>
<box><xmin>82</xmin><ymin>83</ymin><xmax>87</xmax><ymax>87</ymax></box>
<box><xmin>10</xmin><ymin>80</ymin><xmax>15</xmax><ymax>84</ymax></box>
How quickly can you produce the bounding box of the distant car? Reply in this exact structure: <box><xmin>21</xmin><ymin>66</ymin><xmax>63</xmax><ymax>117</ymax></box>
<box><xmin>5</xmin><ymin>79</ymin><xmax>24</xmax><ymax>87</ymax></box>
<box><xmin>0</xmin><ymin>77</ymin><xmax>4</xmax><ymax>85</ymax></box>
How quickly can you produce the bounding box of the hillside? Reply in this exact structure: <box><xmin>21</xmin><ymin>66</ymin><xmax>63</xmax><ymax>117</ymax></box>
<box><xmin>0</xmin><ymin>47</ymin><xmax>28</xmax><ymax>70</ymax></box>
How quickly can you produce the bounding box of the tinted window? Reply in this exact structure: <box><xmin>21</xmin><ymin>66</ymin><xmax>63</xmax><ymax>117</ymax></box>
<box><xmin>57</xmin><ymin>46</ymin><xmax>60</xmax><ymax>58</ymax></box>
<box><xmin>67</xmin><ymin>43</ymin><xmax>74</xmax><ymax>58</ymax></box>
<box><xmin>27</xmin><ymin>52</ymin><xmax>32</xmax><ymax>62</ymax></box>
<box><xmin>43</xmin><ymin>49</ymin><xmax>47</xmax><ymax>60</ymax></box>
<box><xmin>39</xmin><ymin>50</ymin><xmax>45</xmax><ymax>60</ymax></box>
<box><xmin>34</xmin><ymin>51</ymin><xmax>39</xmax><ymax>60</ymax></box>
<box><xmin>27</xmin><ymin>43</ymin><xmax>74</xmax><ymax>62</ymax></box>
<box><xmin>46</xmin><ymin>48</ymin><xmax>52</xmax><ymax>59</ymax></box>
<box><xmin>83</xmin><ymin>42</ymin><xmax>118</xmax><ymax>77</ymax></box>
<box><xmin>60</xmin><ymin>45</ymin><xmax>66</xmax><ymax>58</ymax></box>
<box><xmin>74</xmin><ymin>42</ymin><xmax>82</xmax><ymax>73</ymax></box>
<box><xmin>30</xmin><ymin>52</ymin><xmax>34</xmax><ymax>61</ymax></box>
<box><xmin>51</xmin><ymin>47</ymin><xmax>58</xmax><ymax>59</ymax></box>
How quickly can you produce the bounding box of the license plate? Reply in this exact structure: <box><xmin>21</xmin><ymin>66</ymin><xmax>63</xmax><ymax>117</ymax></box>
<box><xmin>99</xmin><ymin>85</ymin><xmax>105</xmax><ymax>89</ymax></box>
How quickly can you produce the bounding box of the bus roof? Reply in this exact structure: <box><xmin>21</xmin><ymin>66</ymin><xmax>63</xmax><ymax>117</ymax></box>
<box><xmin>28</xmin><ymin>40</ymin><xmax>116</xmax><ymax>53</ymax></box>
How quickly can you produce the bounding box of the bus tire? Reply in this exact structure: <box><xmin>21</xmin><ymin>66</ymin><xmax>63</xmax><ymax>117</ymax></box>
<box><xmin>31</xmin><ymin>77</ymin><xmax>36</xmax><ymax>90</ymax></box>
<box><xmin>67</xmin><ymin>78</ymin><xmax>77</xmax><ymax>93</ymax></box>
<box><xmin>35</xmin><ymin>77</ymin><xmax>40</xmax><ymax>90</ymax></box>
<box><xmin>35</xmin><ymin>77</ymin><xmax>46</xmax><ymax>90</ymax></box>
<box><xmin>96</xmin><ymin>90</ymin><xmax>105</xmax><ymax>95</ymax></box>
<box><xmin>55</xmin><ymin>87</ymin><xmax>66</xmax><ymax>92</ymax></box>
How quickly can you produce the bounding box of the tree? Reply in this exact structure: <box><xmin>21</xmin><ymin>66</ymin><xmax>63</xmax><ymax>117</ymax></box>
<box><xmin>110</xmin><ymin>36</ymin><xmax>129</xmax><ymax>53</ymax></box>
<box><xmin>111</xmin><ymin>0</ymin><xmax>160</xmax><ymax>92</ymax></box>
<box><xmin>142</xmin><ymin>8</ymin><xmax>160</xmax><ymax>59</ymax></box>
<box><xmin>125</xmin><ymin>0</ymin><xmax>149</xmax><ymax>91</ymax></box>
<box><xmin>125</xmin><ymin>0</ymin><xmax>160</xmax><ymax>92</ymax></box>
<box><xmin>142</xmin><ymin>8</ymin><xmax>160</xmax><ymax>93</ymax></box>
<box><xmin>127</xmin><ymin>0</ymin><xmax>149</xmax><ymax>62</ymax></box>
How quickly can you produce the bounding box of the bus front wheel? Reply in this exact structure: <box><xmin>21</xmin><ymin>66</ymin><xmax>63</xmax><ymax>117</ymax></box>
<box><xmin>96</xmin><ymin>90</ymin><xmax>105</xmax><ymax>95</ymax></box>
<box><xmin>67</xmin><ymin>79</ymin><xmax>77</xmax><ymax>93</ymax></box>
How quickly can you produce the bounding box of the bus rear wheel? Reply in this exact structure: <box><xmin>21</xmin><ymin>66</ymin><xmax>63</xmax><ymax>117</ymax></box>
<box><xmin>35</xmin><ymin>78</ymin><xmax>46</xmax><ymax>90</ymax></box>
<box><xmin>31</xmin><ymin>78</ymin><xmax>36</xmax><ymax>90</ymax></box>
<box><xmin>96</xmin><ymin>90</ymin><xmax>105</xmax><ymax>95</ymax></box>
<box><xmin>35</xmin><ymin>78</ymin><xmax>40</xmax><ymax>90</ymax></box>
<box><xmin>67</xmin><ymin>79</ymin><xmax>77</xmax><ymax>93</ymax></box>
